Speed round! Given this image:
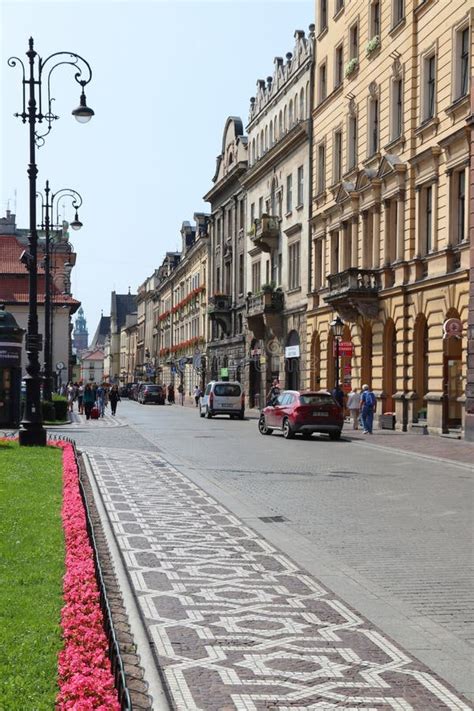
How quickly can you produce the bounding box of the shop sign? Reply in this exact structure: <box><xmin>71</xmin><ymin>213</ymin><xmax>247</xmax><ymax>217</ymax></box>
<box><xmin>220</xmin><ymin>367</ymin><xmax>229</xmax><ymax>378</ymax></box>
<box><xmin>443</xmin><ymin>318</ymin><xmax>462</xmax><ymax>339</ymax></box>
<box><xmin>333</xmin><ymin>341</ymin><xmax>353</xmax><ymax>356</ymax></box>
<box><xmin>0</xmin><ymin>342</ymin><xmax>21</xmax><ymax>366</ymax></box>
<box><xmin>285</xmin><ymin>345</ymin><xmax>300</xmax><ymax>358</ymax></box>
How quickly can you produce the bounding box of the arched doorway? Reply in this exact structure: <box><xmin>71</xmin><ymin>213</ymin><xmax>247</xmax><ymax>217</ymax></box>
<box><xmin>285</xmin><ymin>330</ymin><xmax>300</xmax><ymax>390</ymax></box>
<box><xmin>443</xmin><ymin>309</ymin><xmax>463</xmax><ymax>430</ymax></box>
<box><xmin>383</xmin><ymin>319</ymin><xmax>396</xmax><ymax>412</ymax></box>
<box><xmin>413</xmin><ymin>314</ymin><xmax>428</xmax><ymax>422</ymax></box>
<box><xmin>360</xmin><ymin>322</ymin><xmax>373</xmax><ymax>388</ymax></box>
<box><xmin>310</xmin><ymin>332</ymin><xmax>321</xmax><ymax>390</ymax></box>
<box><xmin>249</xmin><ymin>338</ymin><xmax>262</xmax><ymax>409</ymax></box>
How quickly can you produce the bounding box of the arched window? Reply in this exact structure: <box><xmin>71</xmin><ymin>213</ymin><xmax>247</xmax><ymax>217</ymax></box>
<box><xmin>383</xmin><ymin>319</ymin><xmax>397</xmax><ymax>412</ymax></box>
<box><xmin>279</xmin><ymin>111</ymin><xmax>283</xmax><ymax>137</ymax></box>
<box><xmin>300</xmin><ymin>88</ymin><xmax>305</xmax><ymax>118</ymax></box>
<box><xmin>269</xmin><ymin>121</ymin><xmax>274</xmax><ymax>146</ymax></box>
<box><xmin>289</xmin><ymin>99</ymin><xmax>293</xmax><ymax>126</ymax></box>
<box><xmin>252</xmin><ymin>138</ymin><xmax>256</xmax><ymax>164</ymax></box>
<box><xmin>294</xmin><ymin>93</ymin><xmax>299</xmax><ymax>120</ymax></box>
<box><xmin>284</xmin><ymin>105</ymin><xmax>287</xmax><ymax>131</ymax></box>
<box><xmin>260</xmin><ymin>130</ymin><xmax>264</xmax><ymax>156</ymax></box>
<box><xmin>413</xmin><ymin>314</ymin><xmax>428</xmax><ymax>422</ymax></box>
<box><xmin>264</xmin><ymin>125</ymin><xmax>268</xmax><ymax>151</ymax></box>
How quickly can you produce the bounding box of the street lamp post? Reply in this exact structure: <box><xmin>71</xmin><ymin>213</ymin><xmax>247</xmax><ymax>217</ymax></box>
<box><xmin>38</xmin><ymin>183</ymin><xmax>83</xmax><ymax>402</ymax></box>
<box><xmin>330</xmin><ymin>315</ymin><xmax>344</xmax><ymax>391</ymax></box>
<box><xmin>8</xmin><ymin>37</ymin><xmax>93</xmax><ymax>446</ymax></box>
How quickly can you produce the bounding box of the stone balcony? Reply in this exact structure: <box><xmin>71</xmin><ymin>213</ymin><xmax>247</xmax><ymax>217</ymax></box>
<box><xmin>208</xmin><ymin>294</ymin><xmax>232</xmax><ymax>333</ymax></box>
<box><xmin>324</xmin><ymin>268</ymin><xmax>381</xmax><ymax>321</ymax></box>
<box><xmin>249</xmin><ymin>215</ymin><xmax>280</xmax><ymax>253</ymax></box>
<box><xmin>246</xmin><ymin>290</ymin><xmax>284</xmax><ymax>339</ymax></box>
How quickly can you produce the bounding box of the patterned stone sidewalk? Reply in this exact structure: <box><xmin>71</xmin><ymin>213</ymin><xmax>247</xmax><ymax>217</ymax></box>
<box><xmin>85</xmin><ymin>446</ymin><xmax>472</xmax><ymax>711</ymax></box>
<box><xmin>61</xmin><ymin>410</ymin><xmax>127</xmax><ymax>428</ymax></box>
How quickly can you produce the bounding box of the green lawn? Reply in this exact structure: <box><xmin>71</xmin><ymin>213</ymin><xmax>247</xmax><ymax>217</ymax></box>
<box><xmin>0</xmin><ymin>440</ymin><xmax>64</xmax><ymax>710</ymax></box>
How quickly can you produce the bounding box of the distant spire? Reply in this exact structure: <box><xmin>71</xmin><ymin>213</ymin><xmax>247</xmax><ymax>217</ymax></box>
<box><xmin>128</xmin><ymin>285</ymin><xmax>131</xmax><ymax>295</ymax></box>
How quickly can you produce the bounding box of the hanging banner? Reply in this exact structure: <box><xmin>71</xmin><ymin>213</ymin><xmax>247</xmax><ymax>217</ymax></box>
<box><xmin>333</xmin><ymin>341</ymin><xmax>353</xmax><ymax>357</ymax></box>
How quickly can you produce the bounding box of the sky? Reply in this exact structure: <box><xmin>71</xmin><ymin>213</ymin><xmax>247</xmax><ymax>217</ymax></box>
<box><xmin>1</xmin><ymin>0</ymin><xmax>314</xmax><ymax>341</ymax></box>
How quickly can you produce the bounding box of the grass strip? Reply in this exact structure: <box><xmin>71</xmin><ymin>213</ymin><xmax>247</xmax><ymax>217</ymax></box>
<box><xmin>0</xmin><ymin>440</ymin><xmax>64</xmax><ymax>710</ymax></box>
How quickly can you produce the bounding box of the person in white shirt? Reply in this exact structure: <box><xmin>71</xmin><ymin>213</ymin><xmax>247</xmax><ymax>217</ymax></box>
<box><xmin>347</xmin><ymin>387</ymin><xmax>361</xmax><ymax>429</ymax></box>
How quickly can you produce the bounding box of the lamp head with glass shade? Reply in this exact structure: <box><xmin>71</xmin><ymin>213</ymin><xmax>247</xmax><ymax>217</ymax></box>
<box><xmin>69</xmin><ymin>212</ymin><xmax>83</xmax><ymax>231</ymax></box>
<box><xmin>72</xmin><ymin>83</ymin><xmax>94</xmax><ymax>123</ymax></box>
<box><xmin>330</xmin><ymin>315</ymin><xmax>344</xmax><ymax>339</ymax></box>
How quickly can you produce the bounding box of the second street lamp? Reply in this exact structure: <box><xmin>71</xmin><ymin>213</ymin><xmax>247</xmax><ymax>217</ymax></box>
<box><xmin>8</xmin><ymin>37</ymin><xmax>93</xmax><ymax>446</ymax></box>
<box><xmin>330</xmin><ymin>315</ymin><xmax>344</xmax><ymax>392</ymax></box>
<box><xmin>37</xmin><ymin>182</ymin><xmax>83</xmax><ymax>402</ymax></box>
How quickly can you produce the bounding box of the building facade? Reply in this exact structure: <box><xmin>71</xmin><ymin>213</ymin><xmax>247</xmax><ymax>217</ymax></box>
<box><xmin>242</xmin><ymin>28</ymin><xmax>315</xmax><ymax>407</ymax></box>
<box><xmin>204</xmin><ymin>116</ymin><xmax>248</xmax><ymax>387</ymax></box>
<box><xmin>307</xmin><ymin>0</ymin><xmax>472</xmax><ymax>433</ymax></box>
<box><xmin>155</xmin><ymin>219</ymin><xmax>209</xmax><ymax>394</ymax></box>
<box><xmin>136</xmin><ymin>272</ymin><xmax>158</xmax><ymax>382</ymax></box>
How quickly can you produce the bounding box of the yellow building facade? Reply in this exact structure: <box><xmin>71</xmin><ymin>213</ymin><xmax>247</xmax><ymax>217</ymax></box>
<box><xmin>308</xmin><ymin>0</ymin><xmax>472</xmax><ymax>432</ymax></box>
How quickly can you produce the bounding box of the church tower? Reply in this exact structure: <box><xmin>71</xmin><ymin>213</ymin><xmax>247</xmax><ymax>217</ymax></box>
<box><xmin>73</xmin><ymin>307</ymin><xmax>89</xmax><ymax>353</ymax></box>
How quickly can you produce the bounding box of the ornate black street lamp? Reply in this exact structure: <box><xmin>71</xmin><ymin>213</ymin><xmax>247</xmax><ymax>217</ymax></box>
<box><xmin>37</xmin><ymin>182</ymin><xmax>83</xmax><ymax>402</ymax></box>
<box><xmin>330</xmin><ymin>315</ymin><xmax>344</xmax><ymax>391</ymax></box>
<box><xmin>8</xmin><ymin>37</ymin><xmax>93</xmax><ymax>446</ymax></box>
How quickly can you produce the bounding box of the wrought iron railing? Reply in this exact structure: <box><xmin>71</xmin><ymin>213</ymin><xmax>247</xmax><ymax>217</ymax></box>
<box><xmin>327</xmin><ymin>268</ymin><xmax>381</xmax><ymax>293</ymax></box>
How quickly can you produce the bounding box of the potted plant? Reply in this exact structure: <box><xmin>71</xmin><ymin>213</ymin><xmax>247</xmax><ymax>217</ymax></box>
<box><xmin>261</xmin><ymin>282</ymin><xmax>276</xmax><ymax>293</ymax></box>
<box><xmin>344</xmin><ymin>58</ymin><xmax>359</xmax><ymax>77</ymax></box>
<box><xmin>366</xmin><ymin>36</ymin><xmax>380</xmax><ymax>55</ymax></box>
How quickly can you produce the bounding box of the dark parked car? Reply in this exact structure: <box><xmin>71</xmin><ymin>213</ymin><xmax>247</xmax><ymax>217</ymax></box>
<box><xmin>138</xmin><ymin>384</ymin><xmax>166</xmax><ymax>405</ymax></box>
<box><xmin>258</xmin><ymin>390</ymin><xmax>343</xmax><ymax>440</ymax></box>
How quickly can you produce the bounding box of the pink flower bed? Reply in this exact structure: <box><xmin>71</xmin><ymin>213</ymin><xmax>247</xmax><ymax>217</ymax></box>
<box><xmin>53</xmin><ymin>440</ymin><xmax>120</xmax><ymax>710</ymax></box>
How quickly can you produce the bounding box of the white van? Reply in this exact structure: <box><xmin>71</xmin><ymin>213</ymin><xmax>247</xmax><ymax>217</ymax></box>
<box><xmin>199</xmin><ymin>381</ymin><xmax>245</xmax><ymax>419</ymax></box>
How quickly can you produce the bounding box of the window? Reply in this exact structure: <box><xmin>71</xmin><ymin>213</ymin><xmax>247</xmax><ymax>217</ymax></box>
<box><xmin>216</xmin><ymin>266</ymin><xmax>220</xmax><ymax>292</ymax></box>
<box><xmin>251</xmin><ymin>261</ymin><xmax>261</xmax><ymax>293</ymax></box>
<box><xmin>258</xmin><ymin>196</ymin><xmax>263</xmax><ymax>217</ymax></box>
<box><xmin>288</xmin><ymin>241</ymin><xmax>301</xmax><ymax>289</ymax></box>
<box><xmin>319</xmin><ymin>62</ymin><xmax>327</xmax><ymax>102</ymax></box>
<box><xmin>318</xmin><ymin>144</ymin><xmax>326</xmax><ymax>193</ymax></box>
<box><xmin>269</xmin><ymin>121</ymin><xmax>274</xmax><ymax>146</ymax></box>
<box><xmin>371</xmin><ymin>0</ymin><xmax>380</xmax><ymax>37</ymax></box>
<box><xmin>369</xmin><ymin>97</ymin><xmax>379</xmax><ymax>155</ymax></box>
<box><xmin>335</xmin><ymin>44</ymin><xmax>344</xmax><ymax>87</ymax></box>
<box><xmin>334</xmin><ymin>130</ymin><xmax>342</xmax><ymax>182</ymax></box>
<box><xmin>392</xmin><ymin>78</ymin><xmax>403</xmax><ymax>139</ymax></box>
<box><xmin>456</xmin><ymin>26</ymin><xmax>470</xmax><ymax>99</ymax></box>
<box><xmin>320</xmin><ymin>0</ymin><xmax>328</xmax><ymax>32</ymax></box>
<box><xmin>299</xmin><ymin>88</ymin><xmax>305</xmax><ymax>118</ymax></box>
<box><xmin>393</xmin><ymin>0</ymin><xmax>404</xmax><ymax>26</ymax></box>
<box><xmin>217</xmin><ymin>217</ymin><xmax>222</xmax><ymax>244</ymax></box>
<box><xmin>297</xmin><ymin>166</ymin><xmax>304</xmax><ymax>206</ymax></box>
<box><xmin>424</xmin><ymin>185</ymin><xmax>433</xmax><ymax>253</ymax></box>
<box><xmin>239</xmin><ymin>199</ymin><xmax>245</xmax><ymax>230</ymax></box>
<box><xmin>286</xmin><ymin>174</ymin><xmax>293</xmax><ymax>213</ymax></box>
<box><xmin>239</xmin><ymin>253</ymin><xmax>244</xmax><ymax>293</ymax></box>
<box><xmin>227</xmin><ymin>208</ymin><xmax>232</xmax><ymax>238</ymax></box>
<box><xmin>350</xmin><ymin>23</ymin><xmax>358</xmax><ymax>59</ymax></box>
<box><xmin>423</xmin><ymin>54</ymin><xmax>436</xmax><ymax>120</ymax></box>
<box><xmin>455</xmin><ymin>169</ymin><xmax>466</xmax><ymax>243</ymax></box>
<box><xmin>250</xmin><ymin>203</ymin><xmax>255</xmax><ymax>226</ymax></box>
<box><xmin>335</xmin><ymin>0</ymin><xmax>344</xmax><ymax>13</ymax></box>
<box><xmin>348</xmin><ymin>115</ymin><xmax>357</xmax><ymax>169</ymax></box>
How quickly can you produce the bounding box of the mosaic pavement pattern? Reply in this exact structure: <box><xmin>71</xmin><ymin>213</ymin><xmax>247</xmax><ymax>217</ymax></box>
<box><xmin>85</xmin><ymin>447</ymin><xmax>472</xmax><ymax>711</ymax></box>
<box><xmin>65</xmin><ymin>410</ymin><xmax>126</xmax><ymax>428</ymax></box>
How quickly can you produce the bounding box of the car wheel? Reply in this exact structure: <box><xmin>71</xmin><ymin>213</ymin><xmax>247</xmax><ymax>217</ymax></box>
<box><xmin>206</xmin><ymin>407</ymin><xmax>213</xmax><ymax>419</ymax></box>
<box><xmin>329</xmin><ymin>431</ymin><xmax>341</xmax><ymax>441</ymax></box>
<box><xmin>302</xmin><ymin>432</ymin><xmax>312</xmax><ymax>439</ymax></box>
<box><xmin>282</xmin><ymin>418</ymin><xmax>295</xmax><ymax>439</ymax></box>
<box><xmin>199</xmin><ymin>408</ymin><xmax>205</xmax><ymax>418</ymax></box>
<box><xmin>258</xmin><ymin>415</ymin><xmax>272</xmax><ymax>435</ymax></box>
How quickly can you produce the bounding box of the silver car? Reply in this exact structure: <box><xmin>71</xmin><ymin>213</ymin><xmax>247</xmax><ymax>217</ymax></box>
<box><xmin>199</xmin><ymin>381</ymin><xmax>245</xmax><ymax>419</ymax></box>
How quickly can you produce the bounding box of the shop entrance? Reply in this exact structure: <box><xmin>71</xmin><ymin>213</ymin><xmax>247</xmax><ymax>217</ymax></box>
<box><xmin>285</xmin><ymin>330</ymin><xmax>300</xmax><ymax>391</ymax></box>
<box><xmin>443</xmin><ymin>336</ymin><xmax>463</xmax><ymax>430</ymax></box>
<box><xmin>249</xmin><ymin>339</ymin><xmax>262</xmax><ymax>409</ymax></box>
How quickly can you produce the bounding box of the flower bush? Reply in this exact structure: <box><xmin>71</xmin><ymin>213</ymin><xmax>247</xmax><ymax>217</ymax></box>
<box><xmin>344</xmin><ymin>58</ymin><xmax>359</xmax><ymax>77</ymax></box>
<box><xmin>53</xmin><ymin>441</ymin><xmax>120</xmax><ymax>710</ymax></box>
<box><xmin>366</xmin><ymin>35</ymin><xmax>380</xmax><ymax>55</ymax></box>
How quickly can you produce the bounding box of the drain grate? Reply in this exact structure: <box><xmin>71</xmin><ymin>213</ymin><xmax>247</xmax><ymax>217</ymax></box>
<box><xmin>258</xmin><ymin>515</ymin><xmax>288</xmax><ymax>523</ymax></box>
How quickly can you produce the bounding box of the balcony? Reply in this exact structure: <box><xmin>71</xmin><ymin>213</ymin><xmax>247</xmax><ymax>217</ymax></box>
<box><xmin>324</xmin><ymin>268</ymin><xmax>381</xmax><ymax>321</ymax></box>
<box><xmin>246</xmin><ymin>290</ymin><xmax>284</xmax><ymax>339</ymax></box>
<box><xmin>249</xmin><ymin>215</ymin><xmax>280</xmax><ymax>253</ymax></box>
<box><xmin>208</xmin><ymin>294</ymin><xmax>232</xmax><ymax>333</ymax></box>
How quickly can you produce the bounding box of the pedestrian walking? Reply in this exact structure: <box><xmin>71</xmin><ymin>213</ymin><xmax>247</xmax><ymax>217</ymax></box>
<box><xmin>83</xmin><ymin>383</ymin><xmax>95</xmax><ymax>420</ymax></box>
<box><xmin>109</xmin><ymin>384</ymin><xmax>121</xmax><ymax>416</ymax></box>
<box><xmin>360</xmin><ymin>383</ymin><xmax>377</xmax><ymax>434</ymax></box>
<box><xmin>96</xmin><ymin>383</ymin><xmax>107</xmax><ymax>418</ymax></box>
<box><xmin>167</xmin><ymin>383</ymin><xmax>175</xmax><ymax>404</ymax></box>
<box><xmin>66</xmin><ymin>382</ymin><xmax>76</xmax><ymax>413</ymax></box>
<box><xmin>193</xmin><ymin>385</ymin><xmax>201</xmax><ymax>408</ymax></box>
<box><xmin>332</xmin><ymin>385</ymin><xmax>345</xmax><ymax>409</ymax></box>
<box><xmin>266</xmin><ymin>379</ymin><xmax>280</xmax><ymax>406</ymax></box>
<box><xmin>347</xmin><ymin>387</ymin><xmax>361</xmax><ymax>429</ymax></box>
<box><xmin>77</xmin><ymin>382</ymin><xmax>84</xmax><ymax>414</ymax></box>
<box><xmin>177</xmin><ymin>382</ymin><xmax>185</xmax><ymax>406</ymax></box>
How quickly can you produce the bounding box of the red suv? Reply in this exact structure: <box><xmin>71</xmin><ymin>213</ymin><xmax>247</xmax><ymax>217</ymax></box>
<box><xmin>258</xmin><ymin>390</ymin><xmax>343</xmax><ymax>440</ymax></box>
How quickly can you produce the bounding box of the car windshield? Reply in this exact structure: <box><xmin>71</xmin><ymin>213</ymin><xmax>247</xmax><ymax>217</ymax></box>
<box><xmin>214</xmin><ymin>384</ymin><xmax>241</xmax><ymax>397</ymax></box>
<box><xmin>299</xmin><ymin>393</ymin><xmax>335</xmax><ymax>406</ymax></box>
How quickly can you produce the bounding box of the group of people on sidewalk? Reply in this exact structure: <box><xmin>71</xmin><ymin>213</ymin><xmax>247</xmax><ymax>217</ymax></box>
<box><xmin>63</xmin><ymin>381</ymin><xmax>121</xmax><ymax>420</ymax></box>
<box><xmin>343</xmin><ymin>385</ymin><xmax>377</xmax><ymax>434</ymax></box>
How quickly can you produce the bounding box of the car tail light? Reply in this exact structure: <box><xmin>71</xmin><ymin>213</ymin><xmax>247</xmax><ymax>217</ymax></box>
<box><xmin>241</xmin><ymin>392</ymin><xmax>245</xmax><ymax>408</ymax></box>
<box><xmin>209</xmin><ymin>392</ymin><xmax>214</xmax><ymax>407</ymax></box>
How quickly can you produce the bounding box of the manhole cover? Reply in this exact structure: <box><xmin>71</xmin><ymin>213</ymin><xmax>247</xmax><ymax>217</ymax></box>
<box><xmin>258</xmin><ymin>515</ymin><xmax>288</xmax><ymax>523</ymax></box>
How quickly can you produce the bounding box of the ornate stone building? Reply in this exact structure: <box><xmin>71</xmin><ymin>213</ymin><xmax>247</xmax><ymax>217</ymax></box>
<box><xmin>308</xmin><ymin>0</ymin><xmax>471</xmax><ymax>433</ymax></box>
<box><xmin>204</xmin><ymin>116</ymin><xmax>248</xmax><ymax>386</ymax></box>
<box><xmin>154</xmin><ymin>218</ymin><xmax>209</xmax><ymax>394</ymax></box>
<box><xmin>242</xmin><ymin>27</ymin><xmax>315</xmax><ymax>407</ymax></box>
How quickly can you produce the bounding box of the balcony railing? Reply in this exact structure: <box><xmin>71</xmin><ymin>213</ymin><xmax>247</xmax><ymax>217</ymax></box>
<box><xmin>249</xmin><ymin>215</ymin><xmax>280</xmax><ymax>253</ymax></box>
<box><xmin>325</xmin><ymin>268</ymin><xmax>380</xmax><ymax>321</ymax></box>
<box><xmin>247</xmin><ymin>290</ymin><xmax>284</xmax><ymax>317</ymax></box>
<box><xmin>207</xmin><ymin>294</ymin><xmax>232</xmax><ymax>314</ymax></box>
